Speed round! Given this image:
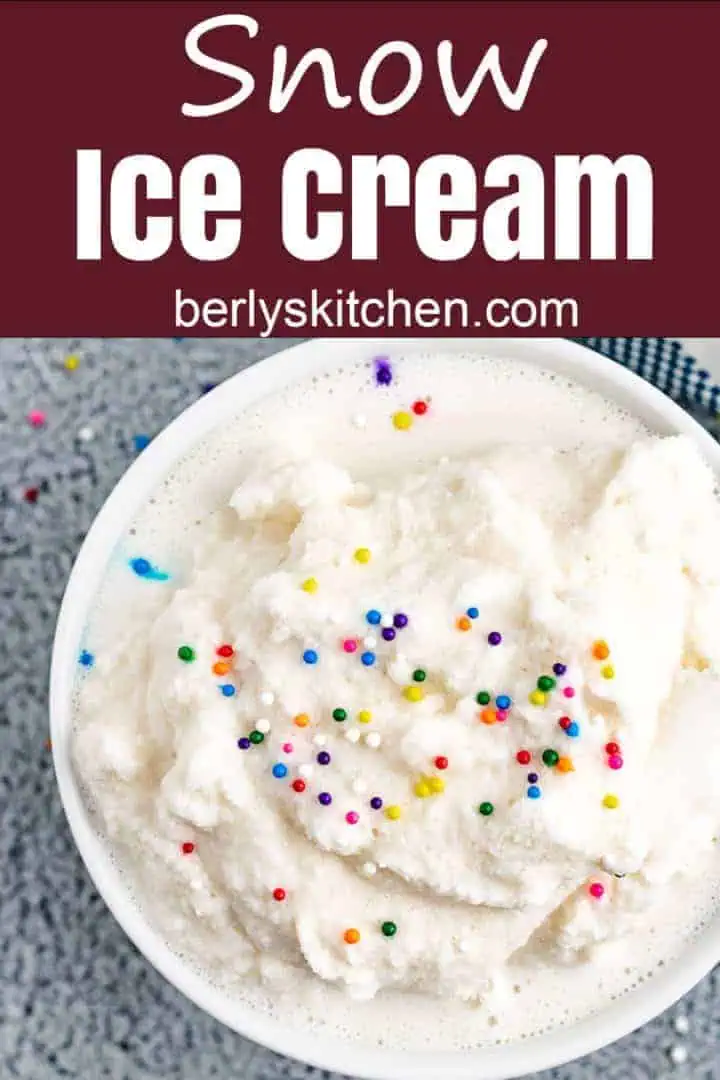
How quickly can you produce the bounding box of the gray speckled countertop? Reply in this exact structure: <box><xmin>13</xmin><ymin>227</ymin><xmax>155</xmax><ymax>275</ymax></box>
<box><xmin>1</xmin><ymin>338</ymin><xmax>718</xmax><ymax>1080</ymax></box>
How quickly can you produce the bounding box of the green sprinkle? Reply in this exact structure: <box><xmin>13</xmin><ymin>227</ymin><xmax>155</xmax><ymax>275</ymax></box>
<box><xmin>381</xmin><ymin>921</ymin><xmax>397</xmax><ymax>938</ymax></box>
<box><xmin>177</xmin><ymin>645</ymin><xmax>195</xmax><ymax>662</ymax></box>
<box><xmin>478</xmin><ymin>802</ymin><xmax>494</xmax><ymax>816</ymax></box>
<box><xmin>249</xmin><ymin>730</ymin><xmax>265</xmax><ymax>745</ymax></box>
<box><xmin>412</xmin><ymin>669</ymin><xmax>427</xmax><ymax>683</ymax></box>
<box><xmin>537</xmin><ymin>675</ymin><xmax>556</xmax><ymax>692</ymax></box>
<box><xmin>476</xmin><ymin>691</ymin><xmax>491</xmax><ymax>706</ymax></box>
<box><xmin>332</xmin><ymin>707</ymin><xmax>347</xmax><ymax>722</ymax></box>
<box><xmin>542</xmin><ymin>748</ymin><xmax>559</xmax><ymax>767</ymax></box>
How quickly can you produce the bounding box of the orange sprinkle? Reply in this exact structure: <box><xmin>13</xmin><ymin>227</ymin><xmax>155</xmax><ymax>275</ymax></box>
<box><xmin>456</xmin><ymin>616</ymin><xmax>472</xmax><ymax>632</ymax></box>
<box><xmin>344</xmin><ymin>928</ymin><xmax>361</xmax><ymax>945</ymax></box>
<box><xmin>556</xmin><ymin>756</ymin><xmax>575</xmax><ymax>773</ymax></box>
<box><xmin>212</xmin><ymin>660</ymin><xmax>231</xmax><ymax>676</ymax></box>
<box><xmin>479</xmin><ymin>707</ymin><xmax>497</xmax><ymax>725</ymax></box>
<box><xmin>592</xmin><ymin>640</ymin><xmax>610</xmax><ymax>661</ymax></box>
<box><xmin>294</xmin><ymin>713</ymin><xmax>310</xmax><ymax>728</ymax></box>
<box><xmin>44</xmin><ymin>738</ymin><xmax>52</xmax><ymax>751</ymax></box>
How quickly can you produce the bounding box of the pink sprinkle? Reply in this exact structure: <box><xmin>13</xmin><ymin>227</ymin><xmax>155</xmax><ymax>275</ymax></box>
<box><xmin>589</xmin><ymin>882</ymin><xmax>605</xmax><ymax>899</ymax></box>
<box><xmin>27</xmin><ymin>409</ymin><xmax>46</xmax><ymax>428</ymax></box>
<box><xmin>343</xmin><ymin>638</ymin><xmax>358</xmax><ymax>653</ymax></box>
<box><xmin>563</xmin><ymin>687</ymin><xmax>575</xmax><ymax>699</ymax></box>
<box><xmin>608</xmin><ymin>754</ymin><xmax>624</xmax><ymax>770</ymax></box>
<box><xmin>345</xmin><ymin>811</ymin><xmax>359</xmax><ymax>825</ymax></box>
<box><xmin>496</xmin><ymin>709</ymin><xmax>509</xmax><ymax>722</ymax></box>
<box><xmin>282</xmin><ymin>742</ymin><xmax>293</xmax><ymax>754</ymax></box>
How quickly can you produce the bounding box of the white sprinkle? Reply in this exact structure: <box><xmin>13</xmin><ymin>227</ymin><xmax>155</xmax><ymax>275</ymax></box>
<box><xmin>361</xmin><ymin>861</ymin><xmax>377</xmax><ymax>876</ymax></box>
<box><xmin>365</xmin><ymin>732</ymin><xmax>382</xmax><ymax>749</ymax></box>
<box><xmin>456</xmin><ymin>938</ymin><xmax>471</xmax><ymax>954</ymax></box>
<box><xmin>255</xmin><ymin>718</ymin><xmax>271</xmax><ymax>734</ymax></box>
<box><xmin>380</xmin><ymin>613</ymin><xmax>394</xmax><ymax>628</ymax></box>
<box><xmin>673</xmin><ymin>1015</ymin><xmax>690</xmax><ymax>1036</ymax></box>
<box><xmin>259</xmin><ymin>691</ymin><xmax>275</xmax><ymax>707</ymax></box>
<box><xmin>312</xmin><ymin>734</ymin><xmax>327</xmax><ymax>747</ymax></box>
<box><xmin>352</xmin><ymin>775</ymin><xmax>368</xmax><ymax>794</ymax></box>
<box><xmin>298</xmin><ymin>764</ymin><xmax>314</xmax><ymax>780</ymax></box>
<box><xmin>77</xmin><ymin>425</ymin><xmax>94</xmax><ymax>442</ymax></box>
<box><xmin>669</xmin><ymin>1045</ymin><xmax>688</xmax><ymax>1066</ymax></box>
<box><xmin>345</xmin><ymin>729</ymin><xmax>360</xmax><ymax>744</ymax></box>
<box><xmin>352</xmin><ymin>413</ymin><xmax>368</xmax><ymax>429</ymax></box>
<box><xmin>363</xmin><ymin>635</ymin><xmax>378</xmax><ymax>649</ymax></box>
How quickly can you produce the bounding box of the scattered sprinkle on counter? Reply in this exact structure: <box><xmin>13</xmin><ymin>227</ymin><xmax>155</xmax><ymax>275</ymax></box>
<box><xmin>27</xmin><ymin>409</ymin><xmax>46</xmax><ymax>428</ymax></box>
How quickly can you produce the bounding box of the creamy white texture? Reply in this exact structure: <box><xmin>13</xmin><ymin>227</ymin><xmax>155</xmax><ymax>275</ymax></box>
<box><xmin>73</xmin><ymin>354</ymin><xmax>720</xmax><ymax>1048</ymax></box>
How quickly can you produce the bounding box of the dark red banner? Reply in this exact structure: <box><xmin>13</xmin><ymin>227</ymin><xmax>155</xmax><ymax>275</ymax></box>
<box><xmin>1</xmin><ymin>0</ymin><xmax>718</xmax><ymax>335</ymax></box>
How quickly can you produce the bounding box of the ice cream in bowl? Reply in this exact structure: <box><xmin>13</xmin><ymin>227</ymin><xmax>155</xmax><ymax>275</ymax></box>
<box><xmin>51</xmin><ymin>338</ymin><xmax>720</xmax><ymax>1079</ymax></box>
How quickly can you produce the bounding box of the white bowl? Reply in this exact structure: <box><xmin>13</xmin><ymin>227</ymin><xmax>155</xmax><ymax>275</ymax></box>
<box><xmin>50</xmin><ymin>337</ymin><xmax>720</xmax><ymax>1080</ymax></box>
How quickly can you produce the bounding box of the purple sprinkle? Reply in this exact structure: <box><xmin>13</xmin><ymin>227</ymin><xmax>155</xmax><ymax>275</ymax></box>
<box><xmin>317</xmin><ymin>751</ymin><xmax>331</xmax><ymax>765</ymax></box>
<box><xmin>381</xmin><ymin>627</ymin><xmax>396</xmax><ymax>642</ymax></box>
<box><xmin>374</xmin><ymin>356</ymin><xmax>393</xmax><ymax>386</ymax></box>
<box><xmin>237</xmin><ymin>737</ymin><xmax>251</xmax><ymax>750</ymax></box>
<box><xmin>393</xmin><ymin>612</ymin><xmax>408</xmax><ymax>629</ymax></box>
<box><xmin>318</xmin><ymin>791</ymin><xmax>332</xmax><ymax>806</ymax></box>
<box><xmin>370</xmin><ymin>796</ymin><xmax>383</xmax><ymax>810</ymax></box>
<box><xmin>553</xmin><ymin>662</ymin><xmax>567</xmax><ymax>676</ymax></box>
<box><xmin>487</xmin><ymin>631</ymin><xmax>502</xmax><ymax>646</ymax></box>
<box><xmin>528</xmin><ymin>772</ymin><xmax>539</xmax><ymax>784</ymax></box>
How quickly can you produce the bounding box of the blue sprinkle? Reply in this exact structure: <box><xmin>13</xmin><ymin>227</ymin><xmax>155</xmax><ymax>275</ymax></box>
<box><xmin>527</xmin><ymin>785</ymin><xmax>542</xmax><ymax>800</ymax></box>
<box><xmin>365</xmin><ymin>609</ymin><xmax>382</xmax><ymax>625</ymax></box>
<box><xmin>133</xmin><ymin>434</ymin><xmax>151</xmax><ymax>452</ymax></box>
<box><xmin>220</xmin><ymin>684</ymin><xmax>236</xmax><ymax>697</ymax></box>
<box><xmin>566</xmin><ymin>722</ymin><xmax>580</xmax><ymax>737</ymax></box>
<box><xmin>129</xmin><ymin>556</ymin><xmax>169</xmax><ymax>582</ymax></box>
<box><xmin>201</xmin><ymin>382</ymin><xmax>217</xmax><ymax>395</ymax></box>
<box><xmin>272</xmin><ymin>763</ymin><xmax>288</xmax><ymax>779</ymax></box>
<box><xmin>466</xmin><ymin>606</ymin><xmax>479</xmax><ymax>619</ymax></box>
<box><xmin>360</xmin><ymin>651</ymin><xmax>376</xmax><ymax>666</ymax></box>
<box><xmin>173</xmin><ymin>337</ymin><xmax>185</xmax><ymax>342</ymax></box>
<box><xmin>496</xmin><ymin>694</ymin><xmax>511</xmax><ymax>710</ymax></box>
<box><xmin>78</xmin><ymin>649</ymin><xmax>94</xmax><ymax>668</ymax></box>
<box><xmin>303</xmin><ymin>649</ymin><xmax>319</xmax><ymax>665</ymax></box>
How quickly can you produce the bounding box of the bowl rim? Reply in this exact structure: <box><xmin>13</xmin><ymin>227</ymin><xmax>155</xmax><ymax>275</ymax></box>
<box><xmin>50</xmin><ymin>336</ymin><xmax>720</xmax><ymax>1080</ymax></box>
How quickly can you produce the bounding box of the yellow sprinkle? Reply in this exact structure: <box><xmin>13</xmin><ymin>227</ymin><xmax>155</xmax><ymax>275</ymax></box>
<box><xmin>301</xmin><ymin>577</ymin><xmax>318</xmax><ymax>593</ymax></box>
<box><xmin>603</xmin><ymin>794</ymin><xmax>620</xmax><ymax>809</ymax></box>
<box><xmin>600</xmin><ymin>664</ymin><xmax>615</xmax><ymax>680</ymax></box>
<box><xmin>358</xmin><ymin>709</ymin><xmax>373</xmax><ymax>724</ymax></box>
<box><xmin>293</xmin><ymin>713</ymin><xmax>310</xmax><ymax>728</ymax></box>
<box><xmin>528</xmin><ymin>690</ymin><xmax>547</xmax><ymax>706</ymax></box>
<box><xmin>354</xmin><ymin>547</ymin><xmax>372</xmax><ymax>564</ymax></box>
<box><xmin>404</xmin><ymin>685</ymin><xmax>424</xmax><ymax>703</ymax></box>
<box><xmin>697</xmin><ymin>657</ymin><xmax>710</xmax><ymax>672</ymax></box>
<box><xmin>385</xmin><ymin>804</ymin><xmax>402</xmax><ymax>820</ymax></box>
<box><xmin>428</xmin><ymin>776</ymin><xmax>445</xmax><ymax>794</ymax></box>
<box><xmin>64</xmin><ymin>354</ymin><xmax>79</xmax><ymax>371</ymax></box>
<box><xmin>414</xmin><ymin>779</ymin><xmax>432</xmax><ymax>798</ymax></box>
<box><xmin>392</xmin><ymin>410</ymin><xmax>413</xmax><ymax>431</ymax></box>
